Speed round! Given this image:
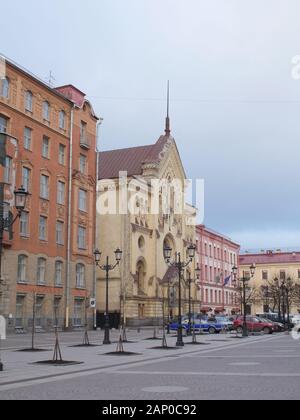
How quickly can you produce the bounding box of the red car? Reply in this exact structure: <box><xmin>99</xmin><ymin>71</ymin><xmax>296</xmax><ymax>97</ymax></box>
<box><xmin>233</xmin><ymin>316</ymin><xmax>274</xmax><ymax>335</ymax></box>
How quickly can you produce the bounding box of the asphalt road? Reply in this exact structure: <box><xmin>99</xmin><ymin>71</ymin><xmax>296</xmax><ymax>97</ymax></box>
<box><xmin>0</xmin><ymin>330</ymin><xmax>299</xmax><ymax>400</ymax></box>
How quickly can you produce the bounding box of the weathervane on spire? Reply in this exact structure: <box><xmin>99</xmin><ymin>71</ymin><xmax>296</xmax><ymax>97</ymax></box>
<box><xmin>165</xmin><ymin>80</ymin><xmax>171</xmax><ymax>136</ymax></box>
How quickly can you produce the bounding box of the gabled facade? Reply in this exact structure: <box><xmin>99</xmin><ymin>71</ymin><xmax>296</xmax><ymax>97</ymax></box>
<box><xmin>97</xmin><ymin>131</ymin><xmax>198</xmax><ymax>326</ymax></box>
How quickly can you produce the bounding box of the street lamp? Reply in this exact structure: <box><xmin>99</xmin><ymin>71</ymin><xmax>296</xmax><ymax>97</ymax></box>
<box><xmin>232</xmin><ymin>263</ymin><xmax>256</xmax><ymax>337</ymax></box>
<box><xmin>94</xmin><ymin>248</ymin><xmax>122</xmax><ymax>344</ymax></box>
<box><xmin>0</xmin><ymin>185</ymin><xmax>29</xmax><ymax>282</ymax></box>
<box><xmin>163</xmin><ymin>243</ymin><xmax>196</xmax><ymax>347</ymax></box>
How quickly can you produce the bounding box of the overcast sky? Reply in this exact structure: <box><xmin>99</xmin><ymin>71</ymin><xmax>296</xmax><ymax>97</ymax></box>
<box><xmin>1</xmin><ymin>0</ymin><xmax>300</xmax><ymax>250</ymax></box>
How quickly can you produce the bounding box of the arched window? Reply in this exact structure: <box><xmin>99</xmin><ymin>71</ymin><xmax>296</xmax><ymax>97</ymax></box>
<box><xmin>59</xmin><ymin>110</ymin><xmax>65</xmax><ymax>129</ymax></box>
<box><xmin>25</xmin><ymin>90</ymin><xmax>33</xmax><ymax>112</ymax></box>
<box><xmin>17</xmin><ymin>255</ymin><xmax>28</xmax><ymax>283</ymax></box>
<box><xmin>76</xmin><ymin>263</ymin><xmax>85</xmax><ymax>288</ymax></box>
<box><xmin>1</xmin><ymin>77</ymin><xmax>9</xmax><ymax>98</ymax></box>
<box><xmin>137</xmin><ymin>260</ymin><xmax>146</xmax><ymax>294</ymax></box>
<box><xmin>55</xmin><ymin>261</ymin><xmax>63</xmax><ymax>286</ymax></box>
<box><xmin>37</xmin><ymin>257</ymin><xmax>46</xmax><ymax>285</ymax></box>
<box><xmin>43</xmin><ymin>101</ymin><xmax>50</xmax><ymax>121</ymax></box>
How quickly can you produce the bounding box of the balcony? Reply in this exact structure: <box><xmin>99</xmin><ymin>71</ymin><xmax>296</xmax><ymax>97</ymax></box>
<box><xmin>80</xmin><ymin>135</ymin><xmax>91</xmax><ymax>150</ymax></box>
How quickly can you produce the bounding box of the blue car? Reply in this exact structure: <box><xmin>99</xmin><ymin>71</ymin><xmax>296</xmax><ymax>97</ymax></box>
<box><xmin>168</xmin><ymin>318</ymin><xmax>224</xmax><ymax>334</ymax></box>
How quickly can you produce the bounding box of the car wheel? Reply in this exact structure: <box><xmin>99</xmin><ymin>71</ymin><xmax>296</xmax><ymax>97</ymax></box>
<box><xmin>263</xmin><ymin>327</ymin><xmax>272</xmax><ymax>334</ymax></box>
<box><xmin>208</xmin><ymin>327</ymin><xmax>216</xmax><ymax>334</ymax></box>
<box><xmin>236</xmin><ymin>326</ymin><xmax>243</xmax><ymax>334</ymax></box>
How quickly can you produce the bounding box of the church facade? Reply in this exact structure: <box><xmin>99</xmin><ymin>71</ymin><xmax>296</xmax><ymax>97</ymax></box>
<box><xmin>96</xmin><ymin>126</ymin><xmax>198</xmax><ymax>326</ymax></box>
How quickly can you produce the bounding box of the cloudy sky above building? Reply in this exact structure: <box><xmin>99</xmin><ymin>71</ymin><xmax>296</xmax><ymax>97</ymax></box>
<box><xmin>1</xmin><ymin>0</ymin><xmax>300</xmax><ymax>250</ymax></box>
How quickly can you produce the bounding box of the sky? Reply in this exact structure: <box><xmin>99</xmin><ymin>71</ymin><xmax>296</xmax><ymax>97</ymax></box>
<box><xmin>1</xmin><ymin>0</ymin><xmax>300</xmax><ymax>250</ymax></box>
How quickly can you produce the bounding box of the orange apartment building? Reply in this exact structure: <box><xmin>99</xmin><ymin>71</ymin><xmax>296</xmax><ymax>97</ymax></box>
<box><xmin>0</xmin><ymin>57</ymin><xmax>99</xmax><ymax>332</ymax></box>
<box><xmin>196</xmin><ymin>225</ymin><xmax>240</xmax><ymax>315</ymax></box>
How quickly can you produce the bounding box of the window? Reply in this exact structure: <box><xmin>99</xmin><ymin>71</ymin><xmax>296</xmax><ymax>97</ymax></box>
<box><xmin>56</xmin><ymin>221</ymin><xmax>64</xmax><ymax>245</ymax></box>
<box><xmin>59</xmin><ymin>110</ymin><xmax>65</xmax><ymax>129</ymax></box>
<box><xmin>80</xmin><ymin>121</ymin><xmax>87</xmax><ymax>141</ymax></box>
<box><xmin>280</xmin><ymin>270</ymin><xmax>286</xmax><ymax>281</ymax></box>
<box><xmin>39</xmin><ymin>216</ymin><xmax>47</xmax><ymax>241</ymax></box>
<box><xmin>42</xmin><ymin>136</ymin><xmax>50</xmax><ymax>158</ymax></box>
<box><xmin>298</xmin><ymin>270</ymin><xmax>300</xmax><ymax>280</ymax></box>
<box><xmin>25</xmin><ymin>91</ymin><xmax>33</xmax><ymax>112</ymax></box>
<box><xmin>22</xmin><ymin>167</ymin><xmax>31</xmax><ymax>192</ymax></box>
<box><xmin>53</xmin><ymin>297</ymin><xmax>62</xmax><ymax>327</ymax></box>
<box><xmin>57</xmin><ymin>181</ymin><xmax>65</xmax><ymax>205</ymax></box>
<box><xmin>79</xmin><ymin>154</ymin><xmax>87</xmax><ymax>174</ymax></box>
<box><xmin>78</xmin><ymin>189</ymin><xmax>87</xmax><ymax>211</ymax></box>
<box><xmin>37</xmin><ymin>258</ymin><xmax>46</xmax><ymax>285</ymax></box>
<box><xmin>16</xmin><ymin>295</ymin><xmax>25</xmax><ymax>328</ymax></box>
<box><xmin>20</xmin><ymin>212</ymin><xmax>29</xmax><ymax>236</ymax></box>
<box><xmin>24</xmin><ymin>127</ymin><xmax>32</xmax><ymax>150</ymax></box>
<box><xmin>76</xmin><ymin>264</ymin><xmax>85</xmax><ymax>288</ymax></box>
<box><xmin>74</xmin><ymin>298</ymin><xmax>84</xmax><ymax>326</ymax></box>
<box><xmin>40</xmin><ymin>174</ymin><xmax>49</xmax><ymax>199</ymax></box>
<box><xmin>43</xmin><ymin>101</ymin><xmax>50</xmax><ymax>121</ymax></box>
<box><xmin>4</xmin><ymin>156</ymin><xmax>12</xmax><ymax>183</ymax></box>
<box><xmin>243</xmin><ymin>271</ymin><xmax>250</xmax><ymax>279</ymax></box>
<box><xmin>0</xmin><ymin>115</ymin><xmax>8</xmax><ymax>133</ymax></box>
<box><xmin>17</xmin><ymin>255</ymin><xmax>28</xmax><ymax>283</ymax></box>
<box><xmin>35</xmin><ymin>296</ymin><xmax>45</xmax><ymax>328</ymax></box>
<box><xmin>1</xmin><ymin>77</ymin><xmax>9</xmax><ymax>98</ymax></box>
<box><xmin>77</xmin><ymin>226</ymin><xmax>86</xmax><ymax>249</ymax></box>
<box><xmin>262</xmin><ymin>270</ymin><xmax>268</xmax><ymax>281</ymax></box>
<box><xmin>58</xmin><ymin>144</ymin><xmax>65</xmax><ymax>165</ymax></box>
<box><xmin>55</xmin><ymin>261</ymin><xmax>63</xmax><ymax>287</ymax></box>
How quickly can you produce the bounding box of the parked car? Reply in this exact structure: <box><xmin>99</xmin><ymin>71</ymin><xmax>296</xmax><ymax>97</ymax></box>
<box><xmin>213</xmin><ymin>316</ymin><xmax>234</xmax><ymax>331</ymax></box>
<box><xmin>256</xmin><ymin>314</ymin><xmax>284</xmax><ymax>332</ymax></box>
<box><xmin>168</xmin><ymin>317</ymin><xmax>224</xmax><ymax>334</ymax></box>
<box><xmin>233</xmin><ymin>316</ymin><xmax>274</xmax><ymax>334</ymax></box>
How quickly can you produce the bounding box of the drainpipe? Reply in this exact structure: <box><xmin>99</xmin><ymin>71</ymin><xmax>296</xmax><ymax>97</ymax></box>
<box><xmin>93</xmin><ymin>118</ymin><xmax>103</xmax><ymax>329</ymax></box>
<box><xmin>65</xmin><ymin>105</ymin><xmax>75</xmax><ymax>330</ymax></box>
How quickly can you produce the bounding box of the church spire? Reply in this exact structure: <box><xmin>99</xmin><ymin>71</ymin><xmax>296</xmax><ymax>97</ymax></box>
<box><xmin>165</xmin><ymin>80</ymin><xmax>171</xmax><ymax>136</ymax></box>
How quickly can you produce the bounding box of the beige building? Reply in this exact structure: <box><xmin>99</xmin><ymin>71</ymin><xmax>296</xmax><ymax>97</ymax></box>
<box><xmin>96</xmin><ymin>123</ymin><xmax>198</xmax><ymax>326</ymax></box>
<box><xmin>239</xmin><ymin>251</ymin><xmax>300</xmax><ymax>316</ymax></box>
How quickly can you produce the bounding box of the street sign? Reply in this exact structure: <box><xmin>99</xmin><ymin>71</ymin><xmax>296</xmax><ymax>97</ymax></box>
<box><xmin>0</xmin><ymin>315</ymin><xmax>6</xmax><ymax>340</ymax></box>
<box><xmin>90</xmin><ymin>298</ymin><xmax>96</xmax><ymax>308</ymax></box>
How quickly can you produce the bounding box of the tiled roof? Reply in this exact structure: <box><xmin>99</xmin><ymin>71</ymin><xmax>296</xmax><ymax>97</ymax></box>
<box><xmin>239</xmin><ymin>252</ymin><xmax>300</xmax><ymax>265</ymax></box>
<box><xmin>98</xmin><ymin>135</ymin><xmax>172</xmax><ymax>179</ymax></box>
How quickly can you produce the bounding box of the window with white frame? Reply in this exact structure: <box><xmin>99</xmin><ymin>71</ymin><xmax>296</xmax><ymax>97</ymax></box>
<box><xmin>55</xmin><ymin>261</ymin><xmax>63</xmax><ymax>287</ymax></box>
<box><xmin>37</xmin><ymin>257</ymin><xmax>46</xmax><ymax>284</ymax></box>
<box><xmin>58</xmin><ymin>144</ymin><xmax>65</xmax><ymax>165</ymax></box>
<box><xmin>39</xmin><ymin>216</ymin><xmax>47</xmax><ymax>241</ymax></box>
<box><xmin>24</xmin><ymin>127</ymin><xmax>32</xmax><ymax>150</ymax></box>
<box><xmin>57</xmin><ymin>181</ymin><xmax>65</xmax><ymax>205</ymax></box>
<box><xmin>4</xmin><ymin>156</ymin><xmax>12</xmax><ymax>183</ymax></box>
<box><xmin>17</xmin><ymin>255</ymin><xmax>28</xmax><ymax>283</ymax></box>
<box><xmin>0</xmin><ymin>115</ymin><xmax>8</xmax><ymax>133</ymax></box>
<box><xmin>20</xmin><ymin>212</ymin><xmax>29</xmax><ymax>236</ymax></box>
<box><xmin>76</xmin><ymin>264</ymin><xmax>85</xmax><ymax>288</ymax></box>
<box><xmin>25</xmin><ymin>91</ymin><xmax>33</xmax><ymax>112</ymax></box>
<box><xmin>22</xmin><ymin>167</ymin><xmax>31</xmax><ymax>192</ymax></box>
<box><xmin>59</xmin><ymin>110</ymin><xmax>65</xmax><ymax>129</ymax></box>
<box><xmin>1</xmin><ymin>77</ymin><xmax>9</xmax><ymax>98</ymax></box>
<box><xmin>43</xmin><ymin>101</ymin><xmax>50</xmax><ymax>121</ymax></box>
<box><xmin>56</xmin><ymin>221</ymin><xmax>64</xmax><ymax>245</ymax></box>
<box><xmin>40</xmin><ymin>174</ymin><xmax>49</xmax><ymax>199</ymax></box>
<box><xmin>79</xmin><ymin>154</ymin><xmax>87</xmax><ymax>174</ymax></box>
<box><xmin>77</xmin><ymin>226</ymin><xmax>87</xmax><ymax>250</ymax></box>
<box><xmin>42</xmin><ymin>136</ymin><xmax>50</xmax><ymax>158</ymax></box>
<box><xmin>78</xmin><ymin>189</ymin><xmax>87</xmax><ymax>212</ymax></box>
<box><xmin>74</xmin><ymin>298</ymin><xmax>84</xmax><ymax>326</ymax></box>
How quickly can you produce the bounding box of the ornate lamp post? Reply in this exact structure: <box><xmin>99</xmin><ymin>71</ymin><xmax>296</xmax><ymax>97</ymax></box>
<box><xmin>232</xmin><ymin>263</ymin><xmax>256</xmax><ymax>337</ymax></box>
<box><xmin>185</xmin><ymin>264</ymin><xmax>201</xmax><ymax>335</ymax></box>
<box><xmin>163</xmin><ymin>244</ymin><xmax>196</xmax><ymax>347</ymax></box>
<box><xmin>94</xmin><ymin>248</ymin><xmax>122</xmax><ymax>345</ymax></box>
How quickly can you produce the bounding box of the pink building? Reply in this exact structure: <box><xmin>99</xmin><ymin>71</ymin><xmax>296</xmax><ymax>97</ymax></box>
<box><xmin>196</xmin><ymin>225</ymin><xmax>240</xmax><ymax>315</ymax></box>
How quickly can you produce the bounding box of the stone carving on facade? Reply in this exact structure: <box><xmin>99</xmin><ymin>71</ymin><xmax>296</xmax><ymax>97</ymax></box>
<box><xmin>40</xmin><ymin>199</ymin><xmax>49</xmax><ymax>215</ymax></box>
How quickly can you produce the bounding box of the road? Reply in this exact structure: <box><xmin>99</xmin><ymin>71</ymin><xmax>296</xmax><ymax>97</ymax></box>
<box><xmin>0</xmin><ymin>329</ymin><xmax>299</xmax><ymax>400</ymax></box>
